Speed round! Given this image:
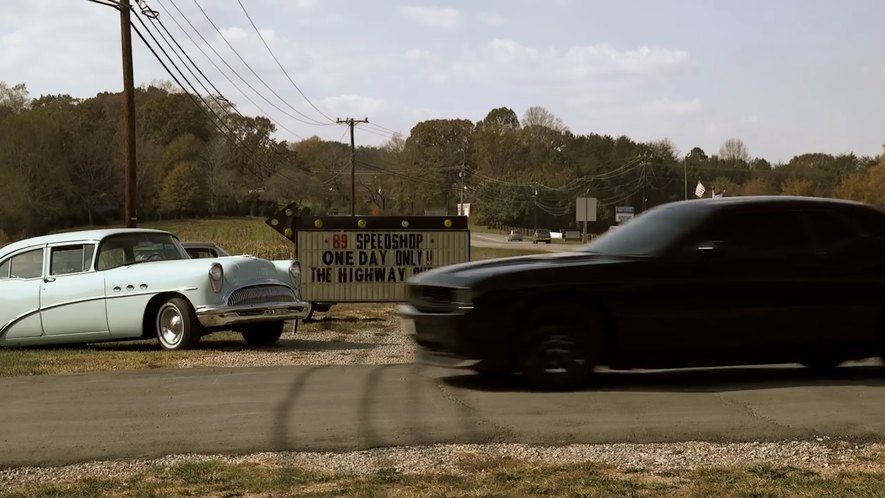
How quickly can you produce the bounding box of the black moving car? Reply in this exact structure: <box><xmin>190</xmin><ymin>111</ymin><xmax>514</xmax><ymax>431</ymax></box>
<box><xmin>400</xmin><ymin>196</ymin><xmax>885</xmax><ymax>390</ymax></box>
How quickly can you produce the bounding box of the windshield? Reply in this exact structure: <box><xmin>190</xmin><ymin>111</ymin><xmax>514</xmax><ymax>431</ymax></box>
<box><xmin>580</xmin><ymin>202</ymin><xmax>711</xmax><ymax>257</ymax></box>
<box><xmin>95</xmin><ymin>233</ymin><xmax>189</xmax><ymax>270</ymax></box>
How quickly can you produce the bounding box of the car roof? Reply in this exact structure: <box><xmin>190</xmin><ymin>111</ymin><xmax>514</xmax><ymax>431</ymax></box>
<box><xmin>0</xmin><ymin>228</ymin><xmax>174</xmax><ymax>257</ymax></box>
<box><xmin>647</xmin><ymin>195</ymin><xmax>875</xmax><ymax>216</ymax></box>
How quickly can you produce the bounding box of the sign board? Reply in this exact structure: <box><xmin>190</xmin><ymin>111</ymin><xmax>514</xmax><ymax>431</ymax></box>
<box><xmin>575</xmin><ymin>197</ymin><xmax>598</xmax><ymax>222</ymax></box>
<box><xmin>615</xmin><ymin>206</ymin><xmax>635</xmax><ymax>224</ymax></box>
<box><xmin>266</xmin><ymin>205</ymin><xmax>470</xmax><ymax>302</ymax></box>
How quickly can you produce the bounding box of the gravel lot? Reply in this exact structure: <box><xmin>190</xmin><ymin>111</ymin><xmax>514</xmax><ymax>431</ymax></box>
<box><xmin>3</xmin><ymin>440</ymin><xmax>884</xmax><ymax>485</ymax></box>
<box><xmin>177</xmin><ymin>303</ymin><xmax>414</xmax><ymax>369</ymax></box>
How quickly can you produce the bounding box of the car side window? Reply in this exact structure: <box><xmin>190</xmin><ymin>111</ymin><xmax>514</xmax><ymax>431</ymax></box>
<box><xmin>186</xmin><ymin>248</ymin><xmax>212</xmax><ymax>259</ymax></box>
<box><xmin>853</xmin><ymin>209</ymin><xmax>885</xmax><ymax>238</ymax></box>
<box><xmin>9</xmin><ymin>248</ymin><xmax>44</xmax><ymax>279</ymax></box>
<box><xmin>0</xmin><ymin>258</ymin><xmax>9</xmax><ymax>279</ymax></box>
<box><xmin>50</xmin><ymin>244</ymin><xmax>97</xmax><ymax>275</ymax></box>
<box><xmin>692</xmin><ymin>209</ymin><xmax>811</xmax><ymax>258</ymax></box>
<box><xmin>803</xmin><ymin>210</ymin><xmax>859</xmax><ymax>252</ymax></box>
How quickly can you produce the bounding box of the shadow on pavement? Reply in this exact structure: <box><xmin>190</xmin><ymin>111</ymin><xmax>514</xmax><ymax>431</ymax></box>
<box><xmin>440</xmin><ymin>363</ymin><xmax>885</xmax><ymax>394</ymax></box>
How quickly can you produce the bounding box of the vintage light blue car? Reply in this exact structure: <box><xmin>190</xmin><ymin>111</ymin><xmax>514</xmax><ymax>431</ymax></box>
<box><xmin>0</xmin><ymin>228</ymin><xmax>310</xmax><ymax>350</ymax></box>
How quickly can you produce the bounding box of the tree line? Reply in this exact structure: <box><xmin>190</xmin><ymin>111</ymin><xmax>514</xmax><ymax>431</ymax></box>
<box><xmin>0</xmin><ymin>80</ymin><xmax>882</xmax><ymax>240</ymax></box>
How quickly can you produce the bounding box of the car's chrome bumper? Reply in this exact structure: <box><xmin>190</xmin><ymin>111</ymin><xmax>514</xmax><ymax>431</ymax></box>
<box><xmin>195</xmin><ymin>300</ymin><xmax>310</xmax><ymax>327</ymax></box>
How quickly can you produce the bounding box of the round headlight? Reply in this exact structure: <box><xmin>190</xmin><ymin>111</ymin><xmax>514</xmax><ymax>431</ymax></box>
<box><xmin>208</xmin><ymin>263</ymin><xmax>223</xmax><ymax>293</ymax></box>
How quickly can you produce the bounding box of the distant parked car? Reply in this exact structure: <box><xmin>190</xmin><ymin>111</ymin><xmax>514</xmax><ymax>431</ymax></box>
<box><xmin>401</xmin><ymin>196</ymin><xmax>885</xmax><ymax>390</ymax></box>
<box><xmin>0</xmin><ymin>228</ymin><xmax>310</xmax><ymax>350</ymax></box>
<box><xmin>532</xmin><ymin>228</ymin><xmax>552</xmax><ymax>244</ymax></box>
<box><xmin>507</xmin><ymin>230</ymin><xmax>523</xmax><ymax>242</ymax></box>
<box><xmin>182</xmin><ymin>241</ymin><xmax>230</xmax><ymax>259</ymax></box>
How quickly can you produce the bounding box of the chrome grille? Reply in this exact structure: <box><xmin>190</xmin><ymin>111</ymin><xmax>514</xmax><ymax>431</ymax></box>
<box><xmin>228</xmin><ymin>285</ymin><xmax>297</xmax><ymax>306</ymax></box>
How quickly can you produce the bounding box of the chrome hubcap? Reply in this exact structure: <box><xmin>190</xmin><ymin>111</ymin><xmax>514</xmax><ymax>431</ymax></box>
<box><xmin>158</xmin><ymin>305</ymin><xmax>184</xmax><ymax>346</ymax></box>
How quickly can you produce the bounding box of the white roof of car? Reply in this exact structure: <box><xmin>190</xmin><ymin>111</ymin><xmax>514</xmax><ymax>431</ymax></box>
<box><xmin>0</xmin><ymin>228</ymin><xmax>173</xmax><ymax>257</ymax></box>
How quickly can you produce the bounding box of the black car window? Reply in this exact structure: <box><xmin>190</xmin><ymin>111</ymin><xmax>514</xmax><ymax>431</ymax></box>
<box><xmin>582</xmin><ymin>201</ymin><xmax>711</xmax><ymax>257</ymax></box>
<box><xmin>692</xmin><ymin>209</ymin><xmax>811</xmax><ymax>257</ymax></box>
<box><xmin>803</xmin><ymin>210</ymin><xmax>859</xmax><ymax>251</ymax></box>
<box><xmin>852</xmin><ymin>208</ymin><xmax>885</xmax><ymax>238</ymax></box>
<box><xmin>0</xmin><ymin>258</ymin><xmax>9</xmax><ymax>279</ymax></box>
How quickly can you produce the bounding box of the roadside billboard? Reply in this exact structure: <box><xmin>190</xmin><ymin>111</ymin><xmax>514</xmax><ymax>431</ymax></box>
<box><xmin>266</xmin><ymin>206</ymin><xmax>470</xmax><ymax>302</ymax></box>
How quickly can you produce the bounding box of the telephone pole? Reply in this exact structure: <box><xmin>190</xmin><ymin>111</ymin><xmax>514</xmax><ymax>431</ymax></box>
<box><xmin>120</xmin><ymin>0</ymin><xmax>137</xmax><ymax>227</ymax></box>
<box><xmin>337</xmin><ymin>117</ymin><xmax>369</xmax><ymax>216</ymax></box>
<box><xmin>458</xmin><ymin>164</ymin><xmax>465</xmax><ymax>215</ymax></box>
<box><xmin>640</xmin><ymin>155</ymin><xmax>648</xmax><ymax>212</ymax></box>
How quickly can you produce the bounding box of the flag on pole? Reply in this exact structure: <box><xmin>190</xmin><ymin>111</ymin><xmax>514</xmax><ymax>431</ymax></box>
<box><xmin>694</xmin><ymin>181</ymin><xmax>706</xmax><ymax>198</ymax></box>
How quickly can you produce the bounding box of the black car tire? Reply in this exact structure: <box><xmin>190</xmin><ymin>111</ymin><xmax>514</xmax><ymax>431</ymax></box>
<box><xmin>241</xmin><ymin>321</ymin><xmax>286</xmax><ymax>346</ymax></box>
<box><xmin>156</xmin><ymin>297</ymin><xmax>202</xmax><ymax>351</ymax></box>
<box><xmin>519</xmin><ymin>316</ymin><xmax>599</xmax><ymax>391</ymax></box>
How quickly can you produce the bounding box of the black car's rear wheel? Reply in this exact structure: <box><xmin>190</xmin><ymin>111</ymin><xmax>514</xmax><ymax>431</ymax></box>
<box><xmin>241</xmin><ymin>321</ymin><xmax>286</xmax><ymax>347</ymax></box>
<box><xmin>519</xmin><ymin>312</ymin><xmax>600</xmax><ymax>390</ymax></box>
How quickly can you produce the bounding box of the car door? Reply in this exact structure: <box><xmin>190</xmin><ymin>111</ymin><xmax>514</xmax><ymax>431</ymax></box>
<box><xmin>39</xmin><ymin>243</ymin><xmax>110</xmax><ymax>338</ymax></box>
<box><xmin>799</xmin><ymin>208</ymin><xmax>883</xmax><ymax>348</ymax></box>
<box><xmin>641</xmin><ymin>206</ymin><xmax>818</xmax><ymax>366</ymax></box>
<box><xmin>0</xmin><ymin>247</ymin><xmax>46</xmax><ymax>341</ymax></box>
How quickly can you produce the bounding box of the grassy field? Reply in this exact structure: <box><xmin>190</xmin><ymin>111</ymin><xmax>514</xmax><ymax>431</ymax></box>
<box><xmin>4</xmin><ymin>456</ymin><xmax>885</xmax><ymax>497</ymax></box>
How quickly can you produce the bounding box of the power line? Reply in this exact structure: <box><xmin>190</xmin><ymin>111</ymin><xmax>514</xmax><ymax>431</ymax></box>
<box><xmin>154</xmin><ymin>0</ymin><xmax>324</xmax><ymax>133</ymax></box>
<box><xmin>129</xmin><ymin>17</ymin><xmax>293</xmax><ymax>188</ymax></box>
<box><xmin>235</xmin><ymin>0</ymin><xmax>335</xmax><ymax>125</ymax></box>
<box><xmin>189</xmin><ymin>0</ymin><xmax>330</xmax><ymax>127</ymax></box>
<box><xmin>139</xmin><ymin>7</ymin><xmax>304</xmax><ymax>140</ymax></box>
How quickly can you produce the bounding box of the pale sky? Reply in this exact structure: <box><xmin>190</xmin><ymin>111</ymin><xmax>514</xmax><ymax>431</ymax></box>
<box><xmin>1</xmin><ymin>0</ymin><xmax>883</xmax><ymax>163</ymax></box>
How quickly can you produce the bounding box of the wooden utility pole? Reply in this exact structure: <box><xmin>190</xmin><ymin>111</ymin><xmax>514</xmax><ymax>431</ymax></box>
<box><xmin>337</xmin><ymin>117</ymin><xmax>368</xmax><ymax>216</ymax></box>
<box><xmin>120</xmin><ymin>0</ymin><xmax>137</xmax><ymax>227</ymax></box>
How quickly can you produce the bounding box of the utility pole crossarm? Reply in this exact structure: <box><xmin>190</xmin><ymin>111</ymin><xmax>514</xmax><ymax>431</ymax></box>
<box><xmin>337</xmin><ymin>117</ymin><xmax>369</xmax><ymax>216</ymax></box>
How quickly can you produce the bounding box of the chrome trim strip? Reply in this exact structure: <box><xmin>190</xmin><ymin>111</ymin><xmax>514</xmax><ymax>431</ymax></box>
<box><xmin>104</xmin><ymin>287</ymin><xmax>199</xmax><ymax>301</ymax></box>
<box><xmin>0</xmin><ymin>287</ymin><xmax>199</xmax><ymax>339</ymax></box>
<box><xmin>0</xmin><ymin>309</ymin><xmax>41</xmax><ymax>340</ymax></box>
<box><xmin>37</xmin><ymin>295</ymin><xmax>106</xmax><ymax>313</ymax></box>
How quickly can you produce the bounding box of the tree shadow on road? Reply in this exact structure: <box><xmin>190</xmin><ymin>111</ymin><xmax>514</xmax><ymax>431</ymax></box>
<box><xmin>440</xmin><ymin>363</ymin><xmax>885</xmax><ymax>394</ymax></box>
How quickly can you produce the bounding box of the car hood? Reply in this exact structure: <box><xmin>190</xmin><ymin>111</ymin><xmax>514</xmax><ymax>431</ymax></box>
<box><xmin>410</xmin><ymin>251</ymin><xmax>626</xmax><ymax>288</ymax></box>
<box><xmin>115</xmin><ymin>255</ymin><xmax>285</xmax><ymax>288</ymax></box>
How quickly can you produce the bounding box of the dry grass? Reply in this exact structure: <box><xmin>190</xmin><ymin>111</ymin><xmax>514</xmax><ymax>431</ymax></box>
<box><xmin>4</xmin><ymin>454</ymin><xmax>885</xmax><ymax>498</ymax></box>
<box><xmin>0</xmin><ymin>303</ymin><xmax>404</xmax><ymax>377</ymax></box>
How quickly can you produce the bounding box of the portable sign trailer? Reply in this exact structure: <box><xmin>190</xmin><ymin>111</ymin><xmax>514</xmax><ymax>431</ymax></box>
<box><xmin>266</xmin><ymin>206</ymin><xmax>470</xmax><ymax>303</ymax></box>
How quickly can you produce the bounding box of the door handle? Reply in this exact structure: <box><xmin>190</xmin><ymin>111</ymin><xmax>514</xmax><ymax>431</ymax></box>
<box><xmin>43</xmin><ymin>276</ymin><xmax>56</xmax><ymax>283</ymax></box>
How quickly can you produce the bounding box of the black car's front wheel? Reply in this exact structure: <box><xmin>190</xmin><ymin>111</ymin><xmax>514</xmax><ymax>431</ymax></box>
<box><xmin>519</xmin><ymin>320</ymin><xmax>597</xmax><ymax>391</ymax></box>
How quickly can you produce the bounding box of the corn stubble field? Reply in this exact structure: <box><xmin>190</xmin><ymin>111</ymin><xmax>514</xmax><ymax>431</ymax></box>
<box><xmin>6</xmin><ymin>218</ymin><xmax>885</xmax><ymax>496</ymax></box>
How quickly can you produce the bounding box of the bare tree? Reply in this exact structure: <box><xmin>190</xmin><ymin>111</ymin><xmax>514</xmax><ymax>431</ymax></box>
<box><xmin>522</xmin><ymin>105</ymin><xmax>569</xmax><ymax>132</ymax></box>
<box><xmin>719</xmin><ymin>138</ymin><xmax>750</xmax><ymax>163</ymax></box>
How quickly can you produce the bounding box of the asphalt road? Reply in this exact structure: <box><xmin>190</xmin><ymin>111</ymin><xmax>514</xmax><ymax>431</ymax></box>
<box><xmin>3</xmin><ymin>361</ymin><xmax>885</xmax><ymax>468</ymax></box>
<box><xmin>470</xmin><ymin>232</ymin><xmax>576</xmax><ymax>252</ymax></box>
